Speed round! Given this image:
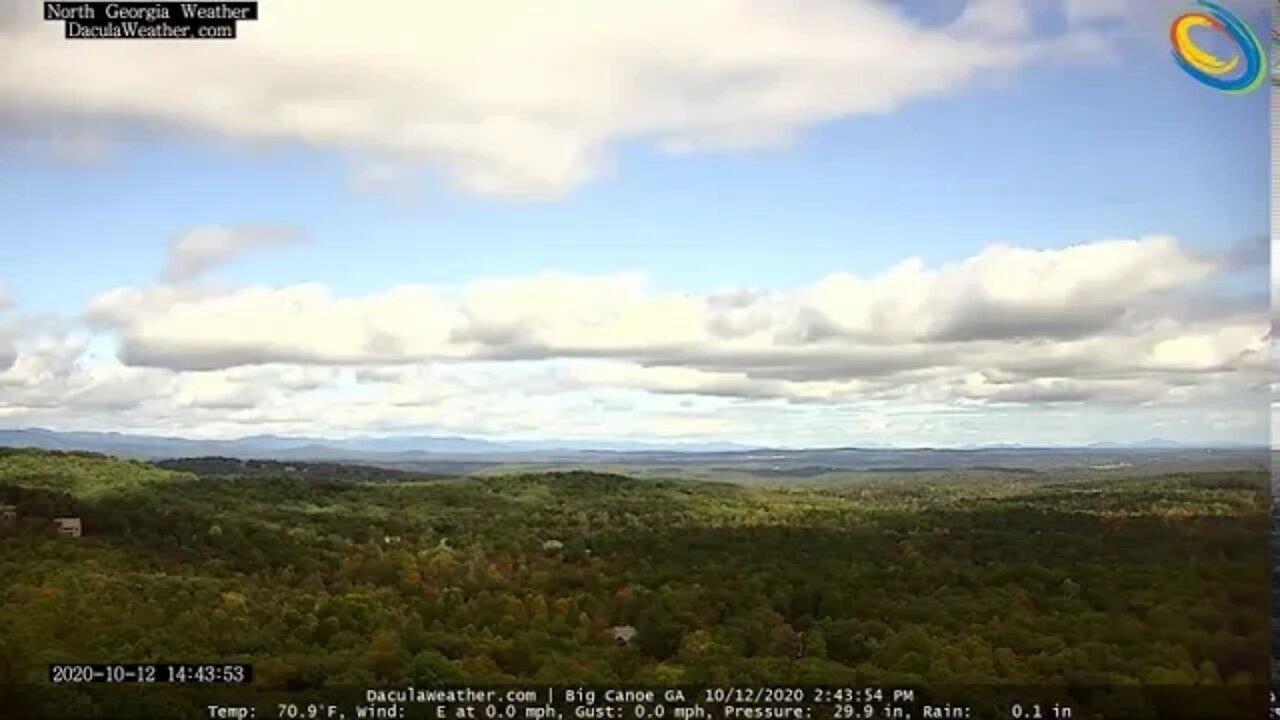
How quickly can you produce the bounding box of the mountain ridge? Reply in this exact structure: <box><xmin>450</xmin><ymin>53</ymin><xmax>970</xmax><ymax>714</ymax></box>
<box><xmin>0</xmin><ymin>428</ymin><xmax>760</xmax><ymax>459</ymax></box>
<box><xmin>0</xmin><ymin>427</ymin><xmax>1263</xmax><ymax>461</ymax></box>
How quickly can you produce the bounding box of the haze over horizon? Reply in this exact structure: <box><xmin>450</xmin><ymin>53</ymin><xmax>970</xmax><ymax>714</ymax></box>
<box><xmin>0</xmin><ymin>426</ymin><xmax>1265</xmax><ymax>453</ymax></box>
<box><xmin>0</xmin><ymin>0</ymin><xmax>1271</xmax><ymax>448</ymax></box>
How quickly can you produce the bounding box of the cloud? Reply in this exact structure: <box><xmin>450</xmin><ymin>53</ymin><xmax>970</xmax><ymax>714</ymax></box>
<box><xmin>0</xmin><ymin>233</ymin><xmax>1261</xmax><ymax>445</ymax></box>
<box><xmin>0</xmin><ymin>0</ymin><xmax>1119</xmax><ymax>199</ymax></box>
<box><xmin>949</xmin><ymin>374</ymin><xmax>1171</xmax><ymax>405</ymax></box>
<box><xmin>89</xmin><ymin>235</ymin><xmax>1236</xmax><ymax>373</ymax></box>
<box><xmin>172</xmin><ymin>372</ymin><xmax>268</xmax><ymax>411</ymax></box>
<box><xmin>162</xmin><ymin>225</ymin><xmax>303</xmax><ymax>281</ymax></box>
<box><xmin>72</xmin><ymin>235</ymin><xmax>1266</xmax><ymax>426</ymax></box>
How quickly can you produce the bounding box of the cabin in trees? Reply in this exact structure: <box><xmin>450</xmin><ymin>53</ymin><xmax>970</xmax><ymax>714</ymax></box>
<box><xmin>610</xmin><ymin>625</ymin><xmax>637</xmax><ymax>647</ymax></box>
<box><xmin>53</xmin><ymin>517</ymin><xmax>81</xmax><ymax>538</ymax></box>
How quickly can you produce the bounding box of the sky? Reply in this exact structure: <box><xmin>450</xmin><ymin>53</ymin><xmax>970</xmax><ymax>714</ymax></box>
<box><xmin>0</xmin><ymin>0</ymin><xmax>1271</xmax><ymax>447</ymax></box>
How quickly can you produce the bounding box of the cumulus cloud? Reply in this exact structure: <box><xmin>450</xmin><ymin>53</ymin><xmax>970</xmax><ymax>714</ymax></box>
<box><xmin>0</xmin><ymin>0</ymin><xmax>1123</xmax><ymax>199</ymax></box>
<box><xmin>68</xmin><ymin>235</ymin><xmax>1267</xmax><ymax>427</ymax></box>
<box><xmin>0</xmin><ymin>233</ymin><xmax>1263</xmax><ymax>445</ymax></box>
<box><xmin>88</xmin><ymin>235</ymin><xmax>1245</xmax><ymax>375</ymax></box>
<box><xmin>162</xmin><ymin>225</ymin><xmax>303</xmax><ymax>281</ymax></box>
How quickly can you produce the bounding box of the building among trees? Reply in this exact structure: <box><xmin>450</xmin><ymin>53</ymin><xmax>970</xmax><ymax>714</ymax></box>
<box><xmin>53</xmin><ymin>517</ymin><xmax>81</xmax><ymax>538</ymax></box>
<box><xmin>610</xmin><ymin>625</ymin><xmax>637</xmax><ymax>646</ymax></box>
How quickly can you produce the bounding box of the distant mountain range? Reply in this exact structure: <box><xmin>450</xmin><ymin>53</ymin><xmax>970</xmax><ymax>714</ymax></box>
<box><xmin>0</xmin><ymin>428</ymin><xmax>759</xmax><ymax>460</ymax></box>
<box><xmin>0</xmin><ymin>428</ymin><xmax>1262</xmax><ymax>463</ymax></box>
<box><xmin>1087</xmin><ymin>439</ymin><xmax>1191</xmax><ymax>449</ymax></box>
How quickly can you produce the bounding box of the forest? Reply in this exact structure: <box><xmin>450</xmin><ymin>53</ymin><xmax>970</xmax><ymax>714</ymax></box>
<box><xmin>0</xmin><ymin>448</ymin><xmax>1269</xmax><ymax>719</ymax></box>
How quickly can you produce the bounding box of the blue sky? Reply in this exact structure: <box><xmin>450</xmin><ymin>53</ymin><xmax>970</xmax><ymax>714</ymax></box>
<box><xmin>2</xmin><ymin>42</ymin><xmax>1268</xmax><ymax>304</ymax></box>
<box><xmin>0</xmin><ymin>0</ymin><xmax>1270</xmax><ymax>446</ymax></box>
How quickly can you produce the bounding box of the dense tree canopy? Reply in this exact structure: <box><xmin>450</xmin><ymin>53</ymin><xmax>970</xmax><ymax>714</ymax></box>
<box><xmin>0</xmin><ymin>449</ymin><xmax>1268</xmax><ymax>719</ymax></box>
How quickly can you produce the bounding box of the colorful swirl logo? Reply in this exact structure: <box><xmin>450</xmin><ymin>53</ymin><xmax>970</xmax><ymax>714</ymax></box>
<box><xmin>1169</xmin><ymin>1</ymin><xmax>1265</xmax><ymax>93</ymax></box>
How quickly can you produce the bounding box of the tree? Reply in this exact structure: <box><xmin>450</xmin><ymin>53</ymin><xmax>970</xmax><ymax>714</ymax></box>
<box><xmin>410</xmin><ymin>650</ymin><xmax>461</xmax><ymax>684</ymax></box>
<box><xmin>365</xmin><ymin>630</ymin><xmax>410</xmax><ymax>680</ymax></box>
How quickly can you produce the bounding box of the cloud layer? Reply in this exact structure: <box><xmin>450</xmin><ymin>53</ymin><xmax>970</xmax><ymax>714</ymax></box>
<box><xmin>163</xmin><ymin>226</ymin><xmax>303</xmax><ymax>281</ymax></box>
<box><xmin>0</xmin><ymin>235</ymin><xmax>1265</xmax><ymax>445</ymax></box>
<box><xmin>0</xmin><ymin>0</ymin><xmax>1265</xmax><ymax>445</ymax></box>
<box><xmin>0</xmin><ymin>0</ymin><xmax>1132</xmax><ymax>198</ymax></box>
<box><xmin>86</xmin><ymin>236</ymin><xmax>1248</xmax><ymax>378</ymax></box>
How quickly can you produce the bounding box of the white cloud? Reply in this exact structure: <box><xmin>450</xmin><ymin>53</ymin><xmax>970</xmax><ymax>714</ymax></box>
<box><xmin>0</xmin><ymin>0</ymin><xmax>1264</xmax><ymax>446</ymax></box>
<box><xmin>0</xmin><ymin>234</ymin><xmax>1264</xmax><ymax>445</ymax></box>
<box><xmin>0</xmin><ymin>0</ymin><xmax>1119</xmax><ymax>199</ymax></box>
<box><xmin>0</xmin><ymin>335</ymin><xmax>83</xmax><ymax>392</ymax></box>
<box><xmin>87</xmin><ymin>235</ymin><xmax>1241</xmax><ymax>378</ymax></box>
<box><xmin>163</xmin><ymin>225</ymin><xmax>303</xmax><ymax>281</ymax></box>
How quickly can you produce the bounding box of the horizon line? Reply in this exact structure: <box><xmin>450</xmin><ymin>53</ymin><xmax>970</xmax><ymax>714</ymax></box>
<box><xmin>0</xmin><ymin>426</ymin><xmax>1269</xmax><ymax>453</ymax></box>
